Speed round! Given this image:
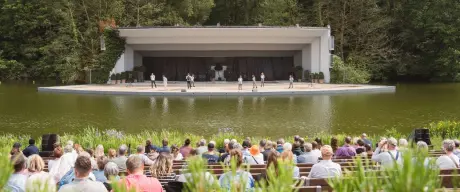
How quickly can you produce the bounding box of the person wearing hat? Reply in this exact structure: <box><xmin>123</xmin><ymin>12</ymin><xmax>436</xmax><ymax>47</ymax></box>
<box><xmin>245</xmin><ymin>145</ymin><xmax>264</xmax><ymax>165</ymax></box>
<box><xmin>371</xmin><ymin>137</ymin><xmax>402</xmax><ymax>169</ymax></box>
<box><xmin>10</xmin><ymin>142</ymin><xmax>22</xmax><ymax>156</ymax></box>
<box><xmin>308</xmin><ymin>145</ymin><xmax>342</xmax><ymax>178</ymax></box>
<box><xmin>22</xmin><ymin>138</ymin><xmax>39</xmax><ymax>157</ymax></box>
<box><xmin>202</xmin><ymin>143</ymin><xmax>219</xmax><ymax>163</ymax></box>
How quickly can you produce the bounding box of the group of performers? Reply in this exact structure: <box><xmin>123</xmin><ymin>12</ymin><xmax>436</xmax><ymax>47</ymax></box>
<box><xmin>149</xmin><ymin>72</ymin><xmax>295</xmax><ymax>90</ymax></box>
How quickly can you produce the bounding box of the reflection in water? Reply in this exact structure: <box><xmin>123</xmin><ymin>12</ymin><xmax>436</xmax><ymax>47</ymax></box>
<box><xmin>162</xmin><ymin>97</ymin><xmax>169</xmax><ymax>115</ymax></box>
<box><xmin>310</xmin><ymin>95</ymin><xmax>332</xmax><ymax>133</ymax></box>
<box><xmin>237</xmin><ymin>96</ymin><xmax>244</xmax><ymax>115</ymax></box>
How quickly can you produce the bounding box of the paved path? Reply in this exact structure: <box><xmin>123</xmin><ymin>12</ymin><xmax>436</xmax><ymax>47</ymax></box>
<box><xmin>38</xmin><ymin>81</ymin><xmax>395</xmax><ymax>96</ymax></box>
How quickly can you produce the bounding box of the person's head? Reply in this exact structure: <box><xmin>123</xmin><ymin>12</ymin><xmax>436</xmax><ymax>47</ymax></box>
<box><xmin>199</xmin><ymin>139</ymin><xmax>206</xmax><ymax>146</ymax></box>
<box><xmin>361</xmin><ymin>133</ymin><xmax>367</xmax><ymax>139</ymax></box>
<box><xmin>311</xmin><ymin>141</ymin><xmax>319</xmax><ymax>150</ymax></box>
<box><xmin>184</xmin><ymin>138</ymin><xmax>191</xmax><ymax>146</ymax></box>
<box><xmin>267</xmin><ymin>150</ymin><xmax>279</xmax><ymax>172</ymax></box>
<box><xmin>27</xmin><ymin>155</ymin><xmax>45</xmax><ymax>173</ymax></box>
<box><xmin>29</xmin><ymin>139</ymin><xmax>35</xmax><ymax>145</ymax></box>
<box><xmin>344</xmin><ymin>137</ymin><xmax>352</xmax><ymax>145</ymax></box>
<box><xmin>74</xmin><ymin>155</ymin><xmax>92</xmax><ymax>179</ymax></box>
<box><xmin>229</xmin><ymin>149</ymin><xmax>243</xmax><ymax>168</ymax></box>
<box><xmin>356</xmin><ymin>148</ymin><xmax>364</xmax><ymax>154</ymax></box>
<box><xmin>314</xmin><ymin>138</ymin><xmax>323</xmax><ymax>146</ymax></box>
<box><xmin>189</xmin><ymin>149</ymin><xmax>197</xmax><ymax>157</ymax></box>
<box><xmin>224</xmin><ymin>139</ymin><xmax>230</xmax><ymax>146</ymax></box>
<box><xmin>64</xmin><ymin>144</ymin><xmax>73</xmax><ymax>154</ymax></box>
<box><xmin>150</xmin><ymin>153</ymin><xmax>173</xmax><ymax>178</ymax></box>
<box><xmin>53</xmin><ymin>145</ymin><xmax>63</xmax><ymax>158</ymax></box>
<box><xmin>171</xmin><ymin>144</ymin><xmax>179</xmax><ymax>154</ymax></box>
<box><xmin>151</xmin><ymin>73</ymin><xmax>154</xmax><ymax>75</ymax></box>
<box><xmin>259</xmin><ymin>139</ymin><xmax>267</xmax><ymax>148</ymax></box>
<box><xmin>399</xmin><ymin>139</ymin><xmax>408</xmax><ymax>148</ymax></box>
<box><xmin>387</xmin><ymin>137</ymin><xmax>398</xmax><ymax>150</ymax></box>
<box><xmin>208</xmin><ymin>143</ymin><xmax>215</xmax><ymax>152</ymax></box>
<box><xmin>118</xmin><ymin>144</ymin><xmax>127</xmax><ymax>156</ymax></box>
<box><xmin>265</xmin><ymin>141</ymin><xmax>273</xmax><ymax>150</ymax></box>
<box><xmin>242</xmin><ymin>140</ymin><xmax>251</xmax><ymax>149</ymax></box>
<box><xmin>443</xmin><ymin>139</ymin><xmax>455</xmax><ymax>153</ymax></box>
<box><xmin>67</xmin><ymin>140</ymin><xmax>74</xmax><ymax>147</ymax></box>
<box><xmin>320</xmin><ymin>145</ymin><xmax>334</xmax><ymax>160</ymax></box>
<box><xmin>280</xmin><ymin>151</ymin><xmax>294</xmax><ymax>162</ymax></box>
<box><xmin>283</xmin><ymin>142</ymin><xmax>292</xmax><ymax>152</ymax></box>
<box><xmin>364</xmin><ymin>144</ymin><xmax>372</xmax><ymax>152</ymax></box>
<box><xmin>454</xmin><ymin>140</ymin><xmax>460</xmax><ymax>148</ymax></box>
<box><xmin>95</xmin><ymin>144</ymin><xmax>104</xmax><ymax>158</ymax></box>
<box><xmin>357</xmin><ymin>139</ymin><xmax>365</xmax><ymax>147</ymax></box>
<box><xmin>96</xmin><ymin>156</ymin><xmax>109</xmax><ymax>170</ymax></box>
<box><xmin>299</xmin><ymin>138</ymin><xmax>305</xmax><ymax>146</ymax></box>
<box><xmin>108</xmin><ymin>148</ymin><xmax>116</xmax><ymax>159</ymax></box>
<box><xmin>250</xmin><ymin>145</ymin><xmax>260</xmax><ymax>156</ymax></box>
<box><xmin>209</xmin><ymin>140</ymin><xmax>216</xmax><ymax>146</ymax></box>
<box><xmin>11</xmin><ymin>142</ymin><xmax>21</xmax><ymax>155</ymax></box>
<box><xmin>162</xmin><ymin>138</ymin><xmax>168</xmax><ymax>147</ymax></box>
<box><xmin>417</xmin><ymin>141</ymin><xmax>428</xmax><ymax>150</ymax></box>
<box><xmin>11</xmin><ymin>154</ymin><xmax>26</xmax><ymax>173</ymax></box>
<box><xmin>227</xmin><ymin>142</ymin><xmax>235</xmax><ymax>152</ymax></box>
<box><xmin>277</xmin><ymin>138</ymin><xmax>285</xmax><ymax>145</ymax></box>
<box><xmin>294</xmin><ymin>135</ymin><xmax>300</xmax><ymax>142</ymax></box>
<box><xmin>330</xmin><ymin>137</ymin><xmax>338</xmax><ymax>151</ymax></box>
<box><xmin>231</xmin><ymin>139</ymin><xmax>237</xmax><ymax>144</ymax></box>
<box><xmin>85</xmin><ymin>148</ymin><xmax>94</xmax><ymax>157</ymax></box>
<box><xmin>137</xmin><ymin>145</ymin><xmax>145</xmax><ymax>154</ymax></box>
<box><xmin>126</xmin><ymin>155</ymin><xmax>144</xmax><ymax>174</ymax></box>
<box><xmin>104</xmin><ymin>162</ymin><xmax>119</xmax><ymax>179</ymax></box>
<box><xmin>304</xmin><ymin>143</ymin><xmax>313</xmax><ymax>152</ymax></box>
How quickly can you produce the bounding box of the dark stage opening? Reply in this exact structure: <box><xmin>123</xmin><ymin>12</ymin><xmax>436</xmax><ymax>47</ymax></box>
<box><xmin>143</xmin><ymin>57</ymin><xmax>294</xmax><ymax>81</ymax></box>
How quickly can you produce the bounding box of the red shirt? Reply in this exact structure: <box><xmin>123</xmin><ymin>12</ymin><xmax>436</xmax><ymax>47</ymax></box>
<box><xmin>121</xmin><ymin>173</ymin><xmax>163</xmax><ymax>192</ymax></box>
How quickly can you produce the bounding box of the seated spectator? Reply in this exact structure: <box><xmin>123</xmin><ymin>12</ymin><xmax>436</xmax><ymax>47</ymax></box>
<box><xmin>220</xmin><ymin>142</ymin><xmax>234</xmax><ymax>163</ymax></box>
<box><xmin>330</xmin><ymin>137</ymin><xmax>338</xmax><ymax>152</ymax></box>
<box><xmin>398</xmin><ymin>139</ymin><xmax>408</xmax><ymax>151</ymax></box>
<box><xmin>454</xmin><ymin>140</ymin><xmax>460</xmax><ymax>158</ymax></box>
<box><xmin>308</xmin><ymin>145</ymin><xmax>342</xmax><ymax>178</ymax></box>
<box><xmin>219</xmin><ymin>139</ymin><xmax>230</xmax><ymax>154</ymax></box>
<box><xmin>150</xmin><ymin>154</ymin><xmax>176</xmax><ymax>183</ymax></box>
<box><xmin>354</xmin><ymin>139</ymin><xmax>365</xmax><ymax>150</ymax></box>
<box><xmin>361</xmin><ymin>133</ymin><xmax>372</xmax><ymax>147</ymax></box>
<box><xmin>48</xmin><ymin>145</ymin><xmax>63</xmax><ymax>171</ymax></box>
<box><xmin>10</xmin><ymin>142</ymin><xmax>22</xmax><ymax>156</ymax></box>
<box><xmin>294</xmin><ymin>135</ymin><xmax>300</xmax><ymax>143</ymax></box>
<box><xmin>145</xmin><ymin>139</ymin><xmax>153</xmax><ymax>154</ymax></box>
<box><xmin>335</xmin><ymin>136</ymin><xmax>357</xmax><ymax>157</ymax></box>
<box><xmin>107</xmin><ymin>148</ymin><xmax>116</xmax><ymax>160</ymax></box>
<box><xmin>297</xmin><ymin>143</ymin><xmax>319</xmax><ymax>164</ymax></box>
<box><xmin>356</xmin><ymin>148</ymin><xmax>365</xmax><ymax>155</ymax></box>
<box><xmin>242</xmin><ymin>140</ymin><xmax>252</xmax><ymax>157</ymax></box>
<box><xmin>26</xmin><ymin>155</ymin><xmax>56</xmax><ymax>192</ymax></box>
<box><xmin>120</xmin><ymin>155</ymin><xmax>163</xmax><ymax>192</ymax></box>
<box><xmin>202</xmin><ymin>143</ymin><xmax>219</xmax><ymax>163</ymax></box>
<box><xmin>95</xmin><ymin>144</ymin><xmax>105</xmax><ymax>159</ymax></box>
<box><xmin>109</xmin><ymin>145</ymin><xmax>128</xmax><ymax>172</ymax></box>
<box><xmin>264</xmin><ymin>150</ymin><xmax>280</xmax><ymax>177</ymax></box>
<box><xmin>59</xmin><ymin>155</ymin><xmax>107</xmax><ymax>192</ymax></box>
<box><xmin>436</xmin><ymin>139</ymin><xmax>460</xmax><ymax>169</ymax></box>
<box><xmin>159</xmin><ymin>138</ymin><xmax>171</xmax><ymax>153</ymax></box>
<box><xmin>283</xmin><ymin>143</ymin><xmax>297</xmax><ymax>163</ymax></box>
<box><xmin>102</xmin><ymin>162</ymin><xmax>120</xmax><ymax>192</ymax></box>
<box><xmin>259</xmin><ymin>139</ymin><xmax>267</xmax><ymax>153</ymax></box>
<box><xmin>299</xmin><ymin>138</ymin><xmax>305</xmax><ymax>152</ymax></box>
<box><xmin>292</xmin><ymin>142</ymin><xmax>302</xmax><ymax>156</ymax></box>
<box><xmin>276</xmin><ymin>138</ymin><xmax>284</xmax><ymax>153</ymax></box>
<box><xmin>245</xmin><ymin>145</ymin><xmax>264</xmax><ymax>165</ymax></box>
<box><xmin>85</xmin><ymin>148</ymin><xmax>98</xmax><ymax>170</ymax></box>
<box><xmin>6</xmin><ymin>154</ymin><xmax>27</xmax><ymax>192</ymax></box>
<box><xmin>361</xmin><ymin>144</ymin><xmax>373</xmax><ymax>157</ymax></box>
<box><xmin>196</xmin><ymin>139</ymin><xmax>207</xmax><ymax>155</ymax></box>
<box><xmin>93</xmin><ymin>156</ymin><xmax>109</xmax><ymax>182</ymax></box>
<box><xmin>131</xmin><ymin>145</ymin><xmax>154</xmax><ymax>166</ymax></box>
<box><xmin>148</xmin><ymin>145</ymin><xmax>160</xmax><ymax>161</ymax></box>
<box><xmin>180</xmin><ymin>138</ymin><xmax>193</xmax><ymax>159</ymax></box>
<box><xmin>22</xmin><ymin>138</ymin><xmax>39</xmax><ymax>157</ymax></box>
<box><xmin>314</xmin><ymin>138</ymin><xmax>323</xmax><ymax>148</ymax></box>
<box><xmin>415</xmin><ymin>141</ymin><xmax>433</xmax><ymax>167</ymax></box>
<box><xmin>57</xmin><ymin>152</ymin><xmax>96</xmax><ymax>189</ymax></box>
<box><xmin>50</xmin><ymin>145</ymin><xmax>76</xmax><ymax>183</ymax></box>
<box><xmin>171</xmin><ymin>144</ymin><xmax>184</xmax><ymax>160</ymax></box>
<box><xmin>371</xmin><ymin>137</ymin><xmax>402</xmax><ymax>168</ymax></box>
<box><xmin>219</xmin><ymin>149</ymin><xmax>254</xmax><ymax>191</ymax></box>
<box><xmin>311</xmin><ymin>141</ymin><xmax>322</xmax><ymax>158</ymax></box>
<box><xmin>261</xmin><ymin>141</ymin><xmax>272</xmax><ymax>161</ymax></box>
<box><xmin>280</xmin><ymin>150</ymin><xmax>300</xmax><ymax>178</ymax></box>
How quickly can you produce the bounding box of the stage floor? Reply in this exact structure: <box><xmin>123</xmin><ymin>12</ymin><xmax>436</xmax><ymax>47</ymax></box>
<box><xmin>38</xmin><ymin>81</ymin><xmax>395</xmax><ymax>96</ymax></box>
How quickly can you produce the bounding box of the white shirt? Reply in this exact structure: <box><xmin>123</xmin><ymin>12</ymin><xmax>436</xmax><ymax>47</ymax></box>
<box><xmin>238</xmin><ymin>78</ymin><xmax>243</xmax><ymax>84</ymax></box>
<box><xmin>191</xmin><ymin>76</ymin><xmax>195</xmax><ymax>81</ymax></box>
<box><xmin>150</xmin><ymin>74</ymin><xmax>155</xmax><ymax>81</ymax></box>
<box><xmin>371</xmin><ymin>148</ymin><xmax>403</xmax><ymax>168</ymax></box>
<box><xmin>174</xmin><ymin>153</ymin><xmax>184</xmax><ymax>161</ymax></box>
<box><xmin>289</xmin><ymin>77</ymin><xmax>294</xmax><ymax>82</ymax></box>
<box><xmin>6</xmin><ymin>173</ymin><xmax>27</xmax><ymax>192</ymax></box>
<box><xmin>297</xmin><ymin>152</ymin><xmax>319</xmax><ymax>164</ymax></box>
<box><xmin>436</xmin><ymin>154</ymin><xmax>460</xmax><ymax>169</ymax></box>
<box><xmin>308</xmin><ymin>160</ymin><xmax>342</xmax><ymax>178</ymax></box>
<box><xmin>129</xmin><ymin>154</ymin><xmax>155</xmax><ymax>166</ymax></box>
<box><xmin>261</xmin><ymin>75</ymin><xmax>265</xmax><ymax>80</ymax></box>
<box><xmin>26</xmin><ymin>172</ymin><xmax>56</xmax><ymax>192</ymax></box>
<box><xmin>252</xmin><ymin>76</ymin><xmax>256</xmax><ymax>82</ymax></box>
<box><xmin>50</xmin><ymin>153</ymin><xmax>75</xmax><ymax>182</ymax></box>
<box><xmin>163</xmin><ymin>77</ymin><xmax>167</xmax><ymax>83</ymax></box>
<box><xmin>244</xmin><ymin>153</ymin><xmax>264</xmax><ymax>165</ymax></box>
<box><xmin>311</xmin><ymin>149</ymin><xmax>322</xmax><ymax>158</ymax></box>
<box><xmin>196</xmin><ymin>146</ymin><xmax>208</xmax><ymax>155</ymax></box>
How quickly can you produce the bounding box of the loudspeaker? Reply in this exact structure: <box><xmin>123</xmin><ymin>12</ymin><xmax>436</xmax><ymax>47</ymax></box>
<box><xmin>408</xmin><ymin>128</ymin><xmax>431</xmax><ymax>145</ymax></box>
<box><xmin>41</xmin><ymin>134</ymin><xmax>59</xmax><ymax>151</ymax></box>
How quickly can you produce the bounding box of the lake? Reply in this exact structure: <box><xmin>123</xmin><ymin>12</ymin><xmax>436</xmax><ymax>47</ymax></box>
<box><xmin>1</xmin><ymin>82</ymin><xmax>459</xmax><ymax>137</ymax></box>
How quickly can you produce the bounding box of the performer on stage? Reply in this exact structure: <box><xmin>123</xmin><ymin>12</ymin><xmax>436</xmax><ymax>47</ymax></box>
<box><xmin>191</xmin><ymin>74</ymin><xmax>195</xmax><ymax>87</ymax></box>
<box><xmin>260</xmin><ymin>72</ymin><xmax>265</xmax><ymax>87</ymax></box>
<box><xmin>186</xmin><ymin>73</ymin><xmax>192</xmax><ymax>89</ymax></box>
<box><xmin>288</xmin><ymin>75</ymin><xmax>294</xmax><ymax>89</ymax></box>
<box><xmin>163</xmin><ymin>75</ymin><xmax>168</xmax><ymax>89</ymax></box>
<box><xmin>252</xmin><ymin>74</ymin><xmax>258</xmax><ymax>89</ymax></box>
<box><xmin>238</xmin><ymin>75</ymin><xmax>243</xmax><ymax>90</ymax></box>
<box><xmin>150</xmin><ymin>73</ymin><xmax>156</xmax><ymax>88</ymax></box>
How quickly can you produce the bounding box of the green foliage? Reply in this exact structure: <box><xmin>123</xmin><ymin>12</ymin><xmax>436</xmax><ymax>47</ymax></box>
<box><xmin>0</xmin><ymin>147</ymin><xmax>13</xmax><ymax>189</ymax></box>
<box><xmin>92</xmin><ymin>29</ymin><xmax>126</xmax><ymax>84</ymax></box>
<box><xmin>182</xmin><ymin>157</ymin><xmax>220</xmax><ymax>191</ymax></box>
<box><xmin>257</xmin><ymin>159</ymin><xmax>299</xmax><ymax>192</ymax></box>
<box><xmin>330</xmin><ymin>55</ymin><xmax>370</xmax><ymax>84</ymax></box>
<box><xmin>428</xmin><ymin>120</ymin><xmax>460</xmax><ymax>139</ymax></box>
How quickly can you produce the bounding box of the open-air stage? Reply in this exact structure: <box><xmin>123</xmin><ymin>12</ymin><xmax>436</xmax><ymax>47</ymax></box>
<box><xmin>38</xmin><ymin>82</ymin><xmax>395</xmax><ymax>96</ymax></box>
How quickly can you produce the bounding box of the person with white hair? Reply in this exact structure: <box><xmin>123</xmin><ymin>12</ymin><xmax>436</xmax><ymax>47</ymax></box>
<box><xmin>282</xmin><ymin>142</ymin><xmax>297</xmax><ymax>163</ymax></box>
<box><xmin>297</xmin><ymin>143</ymin><xmax>319</xmax><ymax>164</ymax></box>
<box><xmin>231</xmin><ymin>139</ymin><xmax>237</xmax><ymax>144</ymax></box>
<box><xmin>95</xmin><ymin>144</ymin><xmax>105</xmax><ymax>159</ymax></box>
<box><xmin>398</xmin><ymin>139</ymin><xmax>408</xmax><ymax>151</ymax></box>
<box><xmin>196</xmin><ymin>139</ymin><xmax>207</xmax><ymax>155</ymax></box>
<box><xmin>436</xmin><ymin>139</ymin><xmax>460</xmax><ymax>169</ymax></box>
<box><xmin>360</xmin><ymin>133</ymin><xmax>372</xmax><ymax>146</ymax></box>
<box><xmin>371</xmin><ymin>137</ymin><xmax>402</xmax><ymax>168</ymax></box>
<box><xmin>219</xmin><ymin>139</ymin><xmax>230</xmax><ymax>153</ymax></box>
<box><xmin>308</xmin><ymin>145</ymin><xmax>342</xmax><ymax>178</ymax></box>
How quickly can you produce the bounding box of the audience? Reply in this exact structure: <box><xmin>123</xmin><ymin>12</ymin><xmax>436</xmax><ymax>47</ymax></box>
<box><xmin>283</xmin><ymin>142</ymin><xmax>297</xmax><ymax>163</ymax></box>
<box><xmin>398</xmin><ymin>139</ymin><xmax>408</xmax><ymax>151</ymax></box>
<box><xmin>299</xmin><ymin>138</ymin><xmax>305</xmax><ymax>152</ymax></box>
<box><xmin>95</xmin><ymin>144</ymin><xmax>105</xmax><ymax>159</ymax></box>
<box><xmin>219</xmin><ymin>149</ymin><xmax>255</xmax><ymax>191</ymax></box>
<box><xmin>196</xmin><ymin>139</ymin><xmax>207</xmax><ymax>155</ymax></box>
<box><xmin>276</xmin><ymin>138</ymin><xmax>285</xmax><ymax>153</ymax></box>
<box><xmin>453</xmin><ymin>139</ymin><xmax>460</xmax><ymax>158</ymax></box>
<box><xmin>371</xmin><ymin>137</ymin><xmax>402</xmax><ymax>168</ymax></box>
<box><xmin>50</xmin><ymin>144</ymin><xmax>76</xmax><ymax>182</ymax></box>
<box><xmin>261</xmin><ymin>141</ymin><xmax>272</xmax><ymax>161</ymax></box>
<box><xmin>107</xmin><ymin>148</ymin><xmax>116</xmax><ymax>160</ymax></box>
<box><xmin>58</xmin><ymin>152</ymin><xmax>97</xmax><ymax>189</ymax></box>
<box><xmin>159</xmin><ymin>138</ymin><xmax>171</xmax><ymax>153</ymax></box>
<box><xmin>180</xmin><ymin>138</ymin><xmax>193</xmax><ymax>159</ymax></box>
<box><xmin>6</xmin><ymin>154</ymin><xmax>28</xmax><ymax>192</ymax></box>
<box><xmin>361</xmin><ymin>133</ymin><xmax>372</xmax><ymax>146</ymax></box>
<box><xmin>109</xmin><ymin>145</ymin><xmax>128</xmax><ymax>172</ymax></box>
<box><xmin>11</xmin><ymin>142</ymin><xmax>22</xmax><ymax>156</ymax></box>
<box><xmin>132</xmin><ymin>145</ymin><xmax>155</xmax><ymax>166</ymax></box>
<box><xmin>220</xmin><ymin>139</ymin><xmax>230</xmax><ymax>154</ymax></box>
<box><xmin>221</xmin><ymin>142</ymin><xmax>234</xmax><ymax>164</ymax></box>
<box><xmin>202</xmin><ymin>143</ymin><xmax>219</xmax><ymax>163</ymax></box>
<box><xmin>26</xmin><ymin>155</ymin><xmax>56</xmax><ymax>192</ymax></box>
<box><xmin>102</xmin><ymin>162</ymin><xmax>120</xmax><ymax>191</ymax></box>
<box><xmin>147</xmin><ymin>145</ymin><xmax>160</xmax><ymax>161</ymax></box>
<box><xmin>93</xmin><ymin>156</ymin><xmax>109</xmax><ymax>182</ymax></box>
<box><xmin>48</xmin><ymin>145</ymin><xmax>63</xmax><ymax>171</ymax></box>
<box><xmin>242</xmin><ymin>140</ymin><xmax>252</xmax><ymax>157</ymax></box>
<box><xmin>150</xmin><ymin>154</ymin><xmax>176</xmax><ymax>182</ymax></box>
<box><xmin>145</xmin><ymin>139</ymin><xmax>153</xmax><ymax>154</ymax></box>
<box><xmin>436</xmin><ymin>139</ymin><xmax>460</xmax><ymax>169</ymax></box>
<box><xmin>245</xmin><ymin>145</ymin><xmax>264</xmax><ymax>164</ymax></box>
<box><xmin>330</xmin><ymin>137</ymin><xmax>338</xmax><ymax>152</ymax></box>
<box><xmin>308</xmin><ymin>145</ymin><xmax>342</xmax><ymax>178</ymax></box>
<box><xmin>22</xmin><ymin>139</ymin><xmax>39</xmax><ymax>157</ymax></box>
<box><xmin>311</xmin><ymin>141</ymin><xmax>322</xmax><ymax>158</ymax></box>
<box><xmin>361</xmin><ymin>144</ymin><xmax>373</xmax><ymax>157</ymax></box>
<box><xmin>292</xmin><ymin>142</ymin><xmax>302</xmax><ymax>156</ymax></box>
<box><xmin>120</xmin><ymin>155</ymin><xmax>163</xmax><ymax>192</ymax></box>
<box><xmin>171</xmin><ymin>144</ymin><xmax>184</xmax><ymax>160</ymax></box>
<box><xmin>297</xmin><ymin>142</ymin><xmax>319</xmax><ymax>164</ymax></box>
<box><xmin>259</xmin><ymin>139</ymin><xmax>267</xmax><ymax>153</ymax></box>
<box><xmin>280</xmin><ymin>150</ymin><xmax>300</xmax><ymax>178</ymax></box>
<box><xmin>59</xmin><ymin>155</ymin><xmax>107</xmax><ymax>192</ymax></box>
<box><xmin>85</xmin><ymin>148</ymin><xmax>98</xmax><ymax>170</ymax></box>
<box><xmin>416</xmin><ymin>141</ymin><xmax>432</xmax><ymax>167</ymax></box>
<box><xmin>335</xmin><ymin>136</ymin><xmax>357</xmax><ymax>157</ymax></box>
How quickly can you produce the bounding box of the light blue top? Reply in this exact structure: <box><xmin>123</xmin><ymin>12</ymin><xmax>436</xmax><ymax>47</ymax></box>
<box><xmin>6</xmin><ymin>173</ymin><xmax>27</xmax><ymax>192</ymax></box>
<box><xmin>219</xmin><ymin>170</ymin><xmax>254</xmax><ymax>191</ymax></box>
<box><xmin>92</xmin><ymin>170</ymin><xmax>107</xmax><ymax>182</ymax></box>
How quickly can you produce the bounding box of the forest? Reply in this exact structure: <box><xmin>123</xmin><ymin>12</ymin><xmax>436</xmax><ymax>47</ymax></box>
<box><xmin>0</xmin><ymin>0</ymin><xmax>459</xmax><ymax>83</ymax></box>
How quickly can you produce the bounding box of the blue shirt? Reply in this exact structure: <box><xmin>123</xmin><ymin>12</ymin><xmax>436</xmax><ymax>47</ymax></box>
<box><xmin>159</xmin><ymin>146</ymin><xmax>171</xmax><ymax>153</ymax></box>
<box><xmin>22</xmin><ymin>145</ymin><xmax>39</xmax><ymax>157</ymax></box>
<box><xmin>92</xmin><ymin>170</ymin><xmax>107</xmax><ymax>182</ymax></box>
<box><xmin>202</xmin><ymin>153</ymin><xmax>219</xmax><ymax>163</ymax></box>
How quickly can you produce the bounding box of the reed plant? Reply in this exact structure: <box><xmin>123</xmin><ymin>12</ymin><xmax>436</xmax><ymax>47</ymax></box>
<box><xmin>429</xmin><ymin>121</ymin><xmax>460</xmax><ymax>139</ymax></box>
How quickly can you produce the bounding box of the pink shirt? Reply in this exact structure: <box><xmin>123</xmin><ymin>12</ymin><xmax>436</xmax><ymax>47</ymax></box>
<box><xmin>122</xmin><ymin>173</ymin><xmax>163</xmax><ymax>192</ymax></box>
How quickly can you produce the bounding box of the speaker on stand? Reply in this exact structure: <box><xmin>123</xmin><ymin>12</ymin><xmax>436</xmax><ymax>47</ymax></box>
<box><xmin>39</xmin><ymin>134</ymin><xmax>60</xmax><ymax>157</ymax></box>
<box><xmin>408</xmin><ymin>128</ymin><xmax>431</xmax><ymax>147</ymax></box>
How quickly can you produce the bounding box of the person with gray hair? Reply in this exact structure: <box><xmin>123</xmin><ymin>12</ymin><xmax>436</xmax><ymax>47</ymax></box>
<box><xmin>417</xmin><ymin>141</ymin><xmax>428</xmax><ymax>149</ymax></box>
<box><xmin>398</xmin><ymin>139</ymin><xmax>409</xmax><ymax>150</ymax></box>
<box><xmin>436</xmin><ymin>139</ymin><xmax>459</xmax><ymax>169</ymax></box>
<box><xmin>297</xmin><ymin>142</ymin><xmax>319</xmax><ymax>164</ymax></box>
<box><xmin>109</xmin><ymin>144</ymin><xmax>128</xmax><ymax>172</ymax></box>
<box><xmin>371</xmin><ymin>137</ymin><xmax>402</xmax><ymax>168</ymax></box>
<box><xmin>130</xmin><ymin>145</ymin><xmax>154</xmax><ymax>166</ymax></box>
<box><xmin>101</xmin><ymin>162</ymin><xmax>120</xmax><ymax>191</ymax></box>
<box><xmin>197</xmin><ymin>139</ymin><xmax>207</xmax><ymax>155</ymax></box>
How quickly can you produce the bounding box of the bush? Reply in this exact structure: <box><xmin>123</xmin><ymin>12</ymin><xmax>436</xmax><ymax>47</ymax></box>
<box><xmin>428</xmin><ymin>120</ymin><xmax>460</xmax><ymax>139</ymax></box>
<box><xmin>330</xmin><ymin>55</ymin><xmax>370</xmax><ymax>84</ymax></box>
<box><xmin>110</xmin><ymin>74</ymin><xmax>116</xmax><ymax>80</ymax></box>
